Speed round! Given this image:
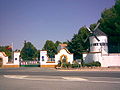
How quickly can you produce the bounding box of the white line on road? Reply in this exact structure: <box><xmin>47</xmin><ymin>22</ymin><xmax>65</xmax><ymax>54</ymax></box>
<box><xmin>62</xmin><ymin>77</ymin><xmax>88</xmax><ymax>81</ymax></box>
<box><xmin>3</xmin><ymin>75</ymin><xmax>120</xmax><ymax>84</ymax></box>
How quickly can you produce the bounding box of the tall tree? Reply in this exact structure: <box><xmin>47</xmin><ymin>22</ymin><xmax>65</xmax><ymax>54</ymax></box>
<box><xmin>21</xmin><ymin>41</ymin><xmax>37</xmax><ymax>60</ymax></box>
<box><xmin>55</xmin><ymin>41</ymin><xmax>62</xmax><ymax>49</ymax></box>
<box><xmin>99</xmin><ymin>0</ymin><xmax>120</xmax><ymax>52</ymax></box>
<box><xmin>42</xmin><ymin>40</ymin><xmax>57</xmax><ymax>58</ymax></box>
<box><xmin>67</xmin><ymin>27</ymin><xmax>89</xmax><ymax>59</ymax></box>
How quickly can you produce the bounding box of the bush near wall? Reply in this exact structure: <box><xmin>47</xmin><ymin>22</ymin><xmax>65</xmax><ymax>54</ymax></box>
<box><xmin>59</xmin><ymin>62</ymin><xmax>81</xmax><ymax>68</ymax></box>
<box><xmin>62</xmin><ymin>62</ymin><xmax>71</xmax><ymax>68</ymax></box>
<box><xmin>84</xmin><ymin>61</ymin><xmax>101</xmax><ymax>67</ymax></box>
<box><xmin>71</xmin><ymin>63</ymin><xmax>81</xmax><ymax>68</ymax></box>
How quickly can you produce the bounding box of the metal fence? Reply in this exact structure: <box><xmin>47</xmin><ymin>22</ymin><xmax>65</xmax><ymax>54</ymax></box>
<box><xmin>20</xmin><ymin>60</ymin><xmax>40</xmax><ymax>67</ymax></box>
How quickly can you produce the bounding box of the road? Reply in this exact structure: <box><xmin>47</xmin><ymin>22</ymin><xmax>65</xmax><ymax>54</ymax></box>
<box><xmin>0</xmin><ymin>67</ymin><xmax>120</xmax><ymax>90</ymax></box>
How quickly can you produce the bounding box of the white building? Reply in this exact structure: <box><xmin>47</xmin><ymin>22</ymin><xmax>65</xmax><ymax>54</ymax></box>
<box><xmin>40</xmin><ymin>50</ymin><xmax>57</xmax><ymax>67</ymax></box>
<box><xmin>55</xmin><ymin>48</ymin><xmax>73</xmax><ymax>64</ymax></box>
<box><xmin>0</xmin><ymin>52</ymin><xmax>20</xmax><ymax>68</ymax></box>
<box><xmin>40</xmin><ymin>44</ymin><xmax>74</xmax><ymax>67</ymax></box>
<box><xmin>13</xmin><ymin>52</ymin><xmax>20</xmax><ymax>65</ymax></box>
<box><xmin>83</xmin><ymin>28</ymin><xmax>120</xmax><ymax>67</ymax></box>
<box><xmin>0</xmin><ymin>52</ymin><xmax>8</xmax><ymax>68</ymax></box>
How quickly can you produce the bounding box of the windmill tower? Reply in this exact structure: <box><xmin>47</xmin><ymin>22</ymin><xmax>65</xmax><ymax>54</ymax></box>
<box><xmin>83</xmin><ymin>23</ymin><xmax>108</xmax><ymax>63</ymax></box>
<box><xmin>85</xmin><ymin>23</ymin><xmax>108</xmax><ymax>54</ymax></box>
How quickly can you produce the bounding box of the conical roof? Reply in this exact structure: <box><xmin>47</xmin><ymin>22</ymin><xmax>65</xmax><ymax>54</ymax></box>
<box><xmin>93</xmin><ymin>28</ymin><xmax>107</xmax><ymax>36</ymax></box>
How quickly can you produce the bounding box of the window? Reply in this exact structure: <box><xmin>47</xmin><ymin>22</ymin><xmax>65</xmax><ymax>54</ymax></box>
<box><xmin>91</xmin><ymin>43</ymin><xmax>108</xmax><ymax>46</ymax></box>
<box><xmin>92</xmin><ymin>43</ymin><xmax>99</xmax><ymax>46</ymax></box>
<box><xmin>42</xmin><ymin>56</ymin><xmax>44</xmax><ymax>61</ymax></box>
<box><xmin>100</xmin><ymin>43</ymin><xmax>107</xmax><ymax>46</ymax></box>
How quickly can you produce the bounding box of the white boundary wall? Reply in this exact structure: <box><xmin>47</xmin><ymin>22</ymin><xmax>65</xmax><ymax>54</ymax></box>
<box><xmin>83</xmin><ymin>52</ymin><xmax>102</xmax><ymax>64</ymax></box>
<box><xmin>101</xmin><ymin>54</ymin><xmax>120</xmax><ymax>67</ymax></box>
<box><xmin>83</xmin><ymin>53</ymin><xmax>120</xmax><ymax>67</ymax></box>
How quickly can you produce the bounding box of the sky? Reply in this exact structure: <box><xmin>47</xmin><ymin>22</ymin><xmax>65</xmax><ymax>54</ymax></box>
<box><xmin>0</xmin><ymin>0</ymin><xmax>115</xmax><ymax>50</ymax></box>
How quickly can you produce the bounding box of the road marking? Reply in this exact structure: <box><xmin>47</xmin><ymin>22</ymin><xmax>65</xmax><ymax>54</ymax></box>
<box><xmin>4</xmin><ymin>75</ymin><xmax>28</xmax><ymax>79</ymax></box>
<box><xmin>90</xmin><ymin>80</ymin><xmax>120</xmax><ymax>84</ymax></box>
<box><xmin>3</xmin><ymin>75</ymin><xmax>88</xmax><ymax>81</ymax></box>
<box><xmin>62</xmin><ymin>77</ymin><xmax>88</xmax><ymax>81</ymax></box>
<box><xmin>3</xmin><ymin>75</ymin><xmax>120</xmax><ymax>83</ymax></box>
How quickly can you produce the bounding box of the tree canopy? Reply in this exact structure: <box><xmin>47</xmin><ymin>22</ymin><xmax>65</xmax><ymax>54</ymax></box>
<box><xmin>42</xmin><ymin>40</ymin><xmax>57</xmax><ymax>58</ymax></box>
<box><xmin>67</xmin><ymin>27</ymin><xmax>89</xmax><ymax>59</ymax></box>
<box><xmin>21</xmin><ymin>41</ymin><xmax>37</xmax><ymax>60</ymax></box>
<box><xmin>99</xmin><ymin>0</ymin><xmax>120</xmax><ymax>52</ymax></box>
<box><xmin>42</xmin><ymin>40</ymin><xmax>66</xmax><ymax>58</ymax></box>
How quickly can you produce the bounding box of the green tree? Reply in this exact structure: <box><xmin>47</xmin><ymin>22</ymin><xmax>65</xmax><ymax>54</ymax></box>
<box><xmin>67</xmin><ymin>27</ymin><xmax>89</xmax><ymax>59</ymax></box>
<box><xmin>55</xmin><ymin>41</ymin><xmax>62</xmax><ymax>49</ymax></box>
<box><xmin>63</xmin><ymin>41</ymin><xmax>68</xmax><ymax>44</ymax></box>
<box><xmin>37</xmin><ymin>50</ymin><xmax>40</xmax><ymax>60</ymax></box>
<box><xmin>99</xmin><ymin>0</ymin><xmax>120</xmax><ymax>52</ymax></box>
<box><xmin>42</xmin><ymin>40</ymin><xmax>57</xmax><ymax>58</ymax></box>
<box><xmin>21</xmin><ymin>41</ymin><xmax>37</xmax><ymax>60</ymax></box>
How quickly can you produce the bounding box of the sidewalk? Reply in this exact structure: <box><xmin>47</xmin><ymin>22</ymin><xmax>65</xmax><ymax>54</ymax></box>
<box><xmin>58</xmin><ymin>67</ymin><xmax>120</xmax><ymax>71</ymax></box>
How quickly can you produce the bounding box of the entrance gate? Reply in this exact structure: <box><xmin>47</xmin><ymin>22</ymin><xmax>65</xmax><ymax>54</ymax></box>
<box><xmin>60</xmin><ymin>55</ymin><xmax>68</xmax><ymax>63</ymax></box>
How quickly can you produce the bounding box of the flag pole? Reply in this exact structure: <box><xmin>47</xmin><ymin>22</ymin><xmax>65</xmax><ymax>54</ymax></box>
<box><xmin>12</xmin><ymin>42</ymin><xmax>14</xmax><ymax>63</ymax></box>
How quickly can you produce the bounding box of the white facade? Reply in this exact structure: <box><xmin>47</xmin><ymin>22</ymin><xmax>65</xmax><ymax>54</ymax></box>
<box><xmin>40</xmin><ymin>50</ymin><xmax>48</xmax><ymax>64</ymax></box>
<box><xmin>40</xmin><ymin>47</ymin><xmax>74</xmax><ymax>67</ymax></box>
<box><xmin>0</xmin><ymin>52</ymin><xmax>8</xmax><ymax>65</ymax></box>
<box><xmin>83</xmin><ymin>52</ymin><xmax>102</xmax><ymax>63</ymax></box>
<box><xmin>14</xmin><ymin>52</ymin><xmax>20</xmax><ymax>65</ymax></box>
<box><xmin>0</xmin><ymin>52</ymin><xmax>20</xmax><ymax>68</ymax></box>
<box><xmin>40</xmin><ymin>50</ymin><xmax>57</xmax><ymax>67</ymax></box>
<box><xmin>55</xmin><ymin>48</ymin><xmax>73</xmax><ymax>64</ymax></box>
<box><xmin>89</xmin><ymin>36</ymin><xmax>108</xmax><ymax>54</ymax></box>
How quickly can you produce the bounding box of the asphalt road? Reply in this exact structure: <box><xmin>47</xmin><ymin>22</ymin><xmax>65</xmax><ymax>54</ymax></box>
<box><xmin>0</xmin><ymin>67</ymin><xmax>120</xmax><ymax>90</ymax></box>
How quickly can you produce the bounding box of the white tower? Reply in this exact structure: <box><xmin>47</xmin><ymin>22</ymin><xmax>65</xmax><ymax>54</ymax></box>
<box><xmin>83</xmin><ymin>23</ymin><xmax>109</xmax><ymax>64</ymax></box>
<box><xmin>89</xmin><ymin>28</ymin><xmax>108</xmax><ymax>54</ymax></box>
<box><xmin>14</xmin><ymin>52</ymin><xmax>20</xmax><ymax>65</ymax></box>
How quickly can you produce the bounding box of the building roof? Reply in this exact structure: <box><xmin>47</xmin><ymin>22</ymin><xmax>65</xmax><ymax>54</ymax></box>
<box><xmin>56</xmin><ymin>48</ymin><xmax>73</xmax><ymax>55</ymax></box>
<box><xmin>59</xmin><ymin>44</ymin><xmax>67</xmax><ymax>47</ymax></box>
<box><xmin>0</xmin><ymin>52</ymin><xmax>8</xmax><ymax>57</ymax></box>
<box><xmin>93</xmin><ymin>28</ymin><xmax>107</xmax><ymax>36</ymax></box>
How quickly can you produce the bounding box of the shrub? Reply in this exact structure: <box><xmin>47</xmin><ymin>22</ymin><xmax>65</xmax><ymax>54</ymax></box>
<box><xmin>62</xmin><ymin>62</ymin><xmax>71</xmax><ymax>68</ymax></box>
<box><xmin>84</xmin><ymin>61</ymin><xmax>101</xmax><ymax>67</ymax></box>
<box><xmin>72</xmin><ymin>63</ymin><xmax>81</xmax><ymax>68</ymax></box>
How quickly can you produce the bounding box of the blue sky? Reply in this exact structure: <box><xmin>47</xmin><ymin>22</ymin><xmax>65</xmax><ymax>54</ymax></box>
<box><xmin>0</xmin><ymin>0</ymin><xmax>115</xmax><ymax>50</ymax></box>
